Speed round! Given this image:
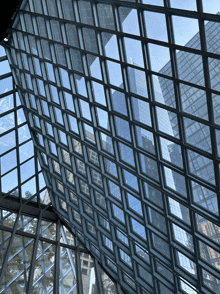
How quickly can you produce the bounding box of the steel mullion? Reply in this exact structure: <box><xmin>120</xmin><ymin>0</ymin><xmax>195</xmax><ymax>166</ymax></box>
<box><xmin>0</xmin><ymin>72</ymin><xmax>12</xmax><ymax>81</ymax></box>
<box><xmin>20</xmin><ymin>223</ymin><xmax>29</xmax><ymax>291</ymax></box>
<box><xmin>34</xmin><ymin>144</ymin><xmax>41</xmax><ymax>206</ymax></box>
<box><xmin>53</xmin><ymin>217</ymin><xmax>60</xmax><ymax>294</ymax></box>
<box><xmin>75</xmin><ymin>240</ymin><xmax>83</xmax><ymax>294</ymax></box>
<box><xmin>26</xmin><ymin>210</ymin><xmax>42</xmax><ymax>294</ymax></box>
<box><xmin>0</xmin><ymin>89</ymin><xmax>15</xmax><ymax>100</ymax></box>
<box><xmin>0</xmin><ymin>104</ymin><xmax>22</xmax><ymax>119</ymax></box>
<box><xmin>0</xmin><ymin>55</ymin><xmax>7</xmax><ymax>62</ymax></box>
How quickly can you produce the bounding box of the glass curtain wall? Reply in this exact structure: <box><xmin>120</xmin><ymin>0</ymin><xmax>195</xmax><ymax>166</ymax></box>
<box><xmin>2</xmin><ymin>0</ymin><xmax>220</xmax><ymax>293</ymax></box>
<box><xmin>0</xmin><ymin>45</ymin><xmax>49</xmax><ymax>205</ymax></box>
<box><xmin>0</xmin><ymin>205</ymin><xmax>120</xmax><ymax>293</ymax></box>
<box><xmin>0</xmin><ymin>45</ymin><xmax>122</xmax><ymax>293</ymax></box>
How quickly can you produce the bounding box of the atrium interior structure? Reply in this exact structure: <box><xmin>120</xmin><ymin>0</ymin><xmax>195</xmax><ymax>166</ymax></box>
<box><xmin>0</xmin><ymin>0</ymin><xmax>220</xmax><ymax>293</ymax></box>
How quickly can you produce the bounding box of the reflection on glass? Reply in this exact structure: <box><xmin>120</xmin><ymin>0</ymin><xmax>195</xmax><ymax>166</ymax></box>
<box><xmin>97</xmin><ymin>3</ymin><xmax>115</xmax><ymax>30</ymax></box>
<box><xmin>80</xmin><ymin>99</ymin><xmax>91</xmax><ymax>121</ymax></box>
<box><xmin>153</xmin><ymin>75</ymin><xmax>176</xmax><ymax>108</ymax></box>
<box><xmin>140</xmin><ymin>153</ymin><xmax>159</xmax><ymax>181</ymax></box>
<box><xmin>160</xmin><ymin>137</ymin><xmax>183</xmax><ymax>168</ymax></box>
<box><xmin>119</xmin><ymin>142</ymin><xmax>135</xmax><ymax>166</ymax></box>
<box><xmin>202</xmin><ymin>268</ymin><xmax>220</xmax><ymax>292</ymax></box>
<box><xmin>128</xmin><ymin>67</ymin><xmax>148</xmax><ymax>98</ymax></box>
<box><xmin>3</xmin><ymin>235</ymin><xmax>33</xmax><ymax>292</ymax></box>
<box><xmin>80</xmin><ymin>253</ymin><xmax>97</xmax><ymax>294</ymax></box>
<box><xmin>177</xmin><ymin>51</ymin><xmax>205</xmax><ymax>87</ymax></box>
<box><xmin>164</xmin><ymin>166</ymin><xmax>187</xmax><ymax>197</ymax></box>
<box><xmin>102</xmin><ymin>33</ymin><xmax>119</xmax><ymax>61</ymax></box>
<box><xmin>184</xmin><ymin>117</ymin><xmax>211</xmax><ymax>152</ymax></box>
<box><xmin>96</xmin><ymin>107</ymin><xmax>108</xmax><ymax>129</ymax></box>
<box><xmin>188</xmin><ymin>150</ymin><xmax>215</xmax><ymax>185</ymax></box>
<box><xmin>127</xmin><ymin>193</ymin><xmax>143</xmax><ymax>216</ymax></box>
<box><xmin>180</xmin><ymin>83</ymin><xmax>208</xmax><ymax>120</ymax></box>
<box><xmin>156</xmin><ymin>107</ymin><xmax>179</xmax><ymax>138</ymax></box>
<box><xmin>169</xmin><ymin>197</ymin><xmax>190</xmax><ymax>224</ymax></box>
<box><xmin>100</xmin><ymin>132</ymin><xmax>114</xmax><ymax>154</ymax></box>
<box><xmin>40</xmin><ymin>221</ymin><xmax>56</xmax><ymax>240</ymax></box>
<box><xmin>115</xmin><ymin>116</ymin><xmax>131</xmax><ymax>141</ymax></box>
<box><xmin>199</xmin><ymin>240</ymin><xmax>220</xmax><ymax>271</ymax></box>
<box><xmin>123</xmin><ymin>169</ymin><xmax>139</xmax><ymax>191</ymax></box>
<box><xmin>196</xmin><ymin>213</ymin><xmax>220</xmax><ymax>244</ymax></box>
<box><xmin>32</xmin><ymin>241</ymin><xmax>55</xmax><ymax>293</ymax></box>
<box><xmin>60</xmin><ymin>247</ymin><xmax>77</xmax><ymax>293</ymax></box>
<box><xmin>149</xmin><ymin>207</ymin><xmax>167</xmax><ymax>233</ymax></box>
<box><xmin>152</xmin><ymin>232</ymin><xmax>170</xmax><ymax>258</ymax></box>
<box><xmin>156</xmin><ymin>261</ymin><xmax>173</xmax><ymax>283</ymax></box>
<box><xmin>191</xmin><ymin>181</ymin><xmax>218</xmax><ymax>215</ymax></box>
<box><xmin>100</xmin><ymin>267</ymin><xmax>117</xmax><ymax>294</ymax></box>
<box><xmin>144</xmin><ymin>182</ymin><xmax>163</xmax><ymax>208</ymax></box>
<box><xmin>131</xmin><ymin>218</ymin><xmax>146</xmax><ymax>240</ymax></box>
<box><xmin>172</xmin><ymin>224</ymin><xmax>194</xmax><ymax>252</ymax></box>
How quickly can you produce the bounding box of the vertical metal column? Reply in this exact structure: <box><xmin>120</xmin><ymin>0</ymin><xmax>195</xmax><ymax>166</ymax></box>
<box><xmin>27</xmin><ymin>210</ymin><xmax>43</xmax><ymax>294</ymax></box>
<box><xmin>54</xmin><ymin>218</ymin><xmax>60</xmax><ymax>294</ymax></box>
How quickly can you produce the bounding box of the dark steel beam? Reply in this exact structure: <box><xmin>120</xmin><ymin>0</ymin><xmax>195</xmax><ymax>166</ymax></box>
<box><xmin>0</xmin><ymin>193</ymin><xmax>58</xmax><ymax>222</ymax></box>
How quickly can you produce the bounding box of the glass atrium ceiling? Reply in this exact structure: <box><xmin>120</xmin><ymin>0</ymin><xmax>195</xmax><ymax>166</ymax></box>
<box><xmin>0</xmin><ymin>46</ymin><xmax>122</xmax><ymax>293</ymax></box>
<box><xmin>1</xmin><ymin>0</ymin><xmax>220</xmax><ymax>293</ymax></box>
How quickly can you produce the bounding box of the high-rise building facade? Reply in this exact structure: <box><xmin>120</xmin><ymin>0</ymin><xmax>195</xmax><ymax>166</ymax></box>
<box><xmin>157</xmin><ymin>17</ymin><xmax>220</xmax><ymax>293</ymax></box>
<box><xmin>1</xmin><ymin>0</ymin><xmax>220</xmax><ymax>293</ymax></box>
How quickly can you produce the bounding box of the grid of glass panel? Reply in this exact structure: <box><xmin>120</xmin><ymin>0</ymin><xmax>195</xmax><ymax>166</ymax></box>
<box><xmin>2</xmin><ymin>0</ymin><xmax>220</xmax><ymax>293</ymax></box>
<box><xmin>0</xmin><ymin>205</ymin><xmax>121</xmax><ymax>293</ymax></box>
<box><xmin>0</xmin><ymin>45</ymin><xmax>49</xmax><ymax>206</ymax></box>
